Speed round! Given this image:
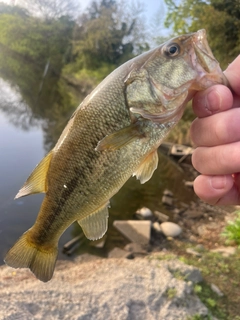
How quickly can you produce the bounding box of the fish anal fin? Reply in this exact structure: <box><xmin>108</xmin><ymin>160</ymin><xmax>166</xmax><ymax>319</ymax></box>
<box><xmin>133</xmin><ymin>150</ymin><xmax>159</xmax><ymax>184</ymax></box>
<box><xmin>15</xmin><ymin>151</ymin><xmax>53</xmax><ymax>199</ymax></box>
<box><xmin>78</xmin><ymin>203</ymin><xmax>109</xmax><ymax>240</ymax></box>
<box><xmin>4</xmin><ymin>229</ymin><xmax>58</xmax><ymax>282</ymax></box>
<box><xmin>96</xmin><ymin>122</ymin><xmax>145</xmax><ymax>151</ymax></box>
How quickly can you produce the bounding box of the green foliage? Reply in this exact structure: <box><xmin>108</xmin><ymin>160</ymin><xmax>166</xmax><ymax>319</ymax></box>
<box><xmin>188</xmin><ymin>315</ymin><xmax>213</xmax><ymax>320</ymax></box>
<box><xmin>206</xmin><ymin>298</ymin><xmax>217</xmax><ymax>308</ymax></box>
<box><xmin>187</xmin><ymin>314</ymin><xmax>213</xmax><ymax>320</ymax></box>
<box><xmin>222</xmin><ymin>211</ymin><xmax>240</xmax><ymax>246</ymax></box>
<box><xmin>164</xmin><ymin>0</ymin><xmax>240</xmax><ymax>69</ymax></box>
<box><xmin>193</xmin><ymin>282</ymin><xmax>226</xmax><ymax>319</ymax></box>
<box><xmin>69</xmin><ymin>0</ymin><xmax>148</xmax><ymax>71</ymax></box>
<box><xmin>61</xmin><ymin>0</ymin><xmax>149</xmax><ymax>121</ymax></box>
<box><xmin>165</xmin><ymin>287</ymin><xmax>177</xmax><ymax>299</ymax></box>
<box><xmin>194</xmin><ymin>284</ymin><xmax>202</xmax><ymax>294</ymax></box>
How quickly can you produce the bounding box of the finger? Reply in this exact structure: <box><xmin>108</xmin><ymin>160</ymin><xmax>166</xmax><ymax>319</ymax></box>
<box><xmin>224</xmin><ymin>54</ymin><xmax>240</xmax><ymax>95</ymax></box>
<box><xmin>192</xmin><ymin>141</ymin><xmax>240</xmax><ymax>175</ymax></box>
<box><xmin>192</xmin><ymin>85</ymin><xmax>233</xmax><ymax>118</ymax></box>
<box><xmin>192</xmin><ymin>54</ymin><xmax>240</xmax><ymax>118</ymax></box>
<box><xmin>194</xmin><ymin>174</ymin><xmax>240</xmax><ymax>205</ymax></box>
<box><xmin>232</xmin><ymin>93</ymin><xmax>240</xmax><ymax>109</ymax></box>
<box><xmin>191</xmin><ymin>108</ymin><xmax>240</xmax><ymax>147</ymax></box>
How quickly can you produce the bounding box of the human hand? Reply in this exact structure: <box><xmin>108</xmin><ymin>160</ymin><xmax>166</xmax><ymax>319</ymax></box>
<box><xmin>190</xmin><ymin>55</ymin><xmax>240</xmax><ymax>205</ymax></box>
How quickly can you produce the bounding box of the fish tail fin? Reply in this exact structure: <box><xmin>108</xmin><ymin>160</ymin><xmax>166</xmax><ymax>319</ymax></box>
<box><xmin>4</xmin><ymin>231</ymin><xmax>58</xmax><ymax>282</ymax></box>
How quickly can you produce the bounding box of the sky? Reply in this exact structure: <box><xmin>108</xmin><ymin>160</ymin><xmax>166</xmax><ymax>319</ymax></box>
<box><xmin>0</xmin><ymin>0</ymin><xmax>168</xmax><ymax>24</ymax></box>
<box><xmin>0</xmin><ymin>0</ymin><xmax>170</xmax><ymax>41</ymax></box>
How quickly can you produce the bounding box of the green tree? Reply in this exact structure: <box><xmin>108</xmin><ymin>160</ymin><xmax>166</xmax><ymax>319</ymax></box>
<box><xmin>164</xmin><ymin>0</ymin><xmax>240</xmax><ymax>68</ymax></box>
<box><xmin>10</xmin><ymin>0</ymin><xmax>81</xmax><ymax>20</ymax></box>
<box><xmin>62</xmin><ymin>0</ymin><xmax>149</xmax><ymax>105</ymax></box>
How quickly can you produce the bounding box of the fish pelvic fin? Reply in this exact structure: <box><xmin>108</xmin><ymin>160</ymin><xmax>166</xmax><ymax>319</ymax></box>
<box><xmin>95</xmin><ymin>122</ymin><xmax>145</xmax><ymax>151</ymax></box>
<box><xmin>4</xmin><ymin>230</ymin><xmax>58</xmax><ymax>282</ymax></box>
<box><xmin>78</xmin><ymin>203</ymin><xmax>109</xmax><ymax>240</ymax></box>
<box><xmin>133</xmin><ymin>149</ymin><xmax>159</xmax><ymax>184</ymax></box>
<box><xmin>15</xmin><ymin>150</ymin><xmax>53</xmax><ymax>199</ymax></box>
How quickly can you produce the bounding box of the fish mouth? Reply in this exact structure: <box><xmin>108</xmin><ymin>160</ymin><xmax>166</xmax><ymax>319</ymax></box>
<box><xmin>191</xmin><ymin>29</ymin><xmax>229</xmax><ymax>89</ymax></box>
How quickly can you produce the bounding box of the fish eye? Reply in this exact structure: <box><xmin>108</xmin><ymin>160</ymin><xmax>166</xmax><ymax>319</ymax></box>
<box><xmin>165</xmin><ymin>43</ymin><xmax>180</xmax><ymax>57</ymax></box>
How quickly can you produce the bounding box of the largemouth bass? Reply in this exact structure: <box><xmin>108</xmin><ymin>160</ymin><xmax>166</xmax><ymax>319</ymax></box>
<box><xmin>5</xmin><ymin>29</ymin><xmax>227</xmax><ymax>282</ymax></box>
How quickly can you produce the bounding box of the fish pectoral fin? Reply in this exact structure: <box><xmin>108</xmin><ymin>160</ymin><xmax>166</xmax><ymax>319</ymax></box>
<box><xmin>133</xmin><ymin>150</ymin><xmax>158</xmax><ymax>184</ymax></box>
<box><xmin>95</xmin><ymin>122</ymin><xmax>145</xmax><ymax>151</ymax></box>
<box><xmin>15</xmin><ymin>151</ymin><xmax>53</xmax><ymax>199</ymax></box>
<box><xmin>78</xmin><ymin>203</ymin><xmax>109</xmax><ymax>240</ymax></box>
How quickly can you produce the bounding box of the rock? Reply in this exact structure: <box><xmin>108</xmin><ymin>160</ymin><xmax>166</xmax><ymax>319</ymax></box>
<box><xmin>189</xmin><ymin>235</ymin><xmax>198</xmax><ymax>242</ymax></box>
<box><xmin>183</xmin><ymin>210</ymin><xmax>204</xmax><ymax>219</ymax></box>
<box><xmin>0</xmin><ymin>256</ymin><xmax>209</xmax><ymax>320</ymax></box>
<box><xmin>162</xmin><ymin>189</ymin><xmax>174</xmax><ymax>206</ymax></box>
<box><xmin>197</xmin><ymin>225</ymin><xmax>207</xmax><ymax>236</ymax></box>
<box><xmin>63</xmin><ymin>234</ymin><xmax>84</xmax><ymax>253</ymax></box>
<box><xmin>108</xmin><ymin>247</ymin><xmax>133</xmax><ymax>259</ymax></box>
<box><xmin>207</xmin><ymin>222</ymin><xmax>219</xmax><ymax>229</ymax></box>
<box><xmin>113</xmin><ymin>220</ymin><xmax>151</xmax><ymax>245</ymax></box>
<box><xmin>124</xmin><ymin>243</ymin><xmax>147</xmax><ymax>255</ymax></box>
<box><xmin>210</xmin><ymin>246</ymin><xmax>236</xmax><ymax>257</ymax></box>
<box><xmin>135</xmin><ymin>207</ymin><xmax>153</xmax><ymax>220</ymax></box>
<box><xmin>211</xmin><ymin>284</ymin><xmax>224</xmax><ymax>297</ymax></box>
<box><xmin>160</xmin><ymin>222</ymin><xmax>182</xmax><ymax>238</ymax></box>
<box><xmin>172</xmin><ymin>208</ymin><xmax>181</xmax><ymax>215</ymax></box>
<box><xmin>195</xmin><ymin>244</ymin><xmax>205</xmax><ymax>252</ymax></box>
<box><xmin>162</xmin><ymin>195</ymin><xmax>173</xmax><ymax>206</ymax></box>
<box><xmin>153</xmin><ymin>210</ymin><xmax>169</xmax><ymax>222</ymax></box>
<box><xmin>184</xmin><ymin>181</ymin><xmax>194</xmax><ymax>188</ymax></box>
<box><xmin>152</xmin><ymin>221</ymin><xmax>162</xmax><ymax>233</ymax></box>
<box><xmin>186</xmin><ymin>248</ymin><xmax>202</xmax><ymax>257</ymax></box>
<box><xmin>159</xmin><ymin>258</ymin><xmax>203</xmax><ymax>283</ymax></box>
<box><xmin>163</xmin><ymin>189</ymin><xmax>174</xmax><ymax>197</ymax></box>
<box><xmin>90</xmin><ymin>235</ymin><xmax>107</xmax><ymax>248</ymax></box>
<box><xmin>180</xmin><ymin>202</ymin><xmax>189</xmax><ymax>209</ymax></box>
<box><xmin>183</xmin><ymin>220</ymin><xmax>194</xmax><ymax>229</ymax></box>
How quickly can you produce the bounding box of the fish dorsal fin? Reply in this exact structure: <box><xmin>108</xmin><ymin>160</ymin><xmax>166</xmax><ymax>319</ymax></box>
<box><xmin>133</xmin><ymin>150</ymin><xmax>158</xmax><ymax>184</ymax></box>
<box><xmin>15</xmin><ymin>151</ymin><xmax>53</xmax><ymax>199</ymax></box>
<box><xmin>78</xmin><ymin>203</ymin><xmax>109</xmax><ymax>240</ymax></box>
<box><xmin>96</xmin><ymin>122</ymin><xmax>144</xmax><ymax>151</ymax></box>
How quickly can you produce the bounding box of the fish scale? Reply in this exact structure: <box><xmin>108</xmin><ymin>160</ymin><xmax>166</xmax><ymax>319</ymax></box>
<box><xmin>4</xmin><ymin>29</ymin><xmax>228</xmax><ymax>282</ymax></box>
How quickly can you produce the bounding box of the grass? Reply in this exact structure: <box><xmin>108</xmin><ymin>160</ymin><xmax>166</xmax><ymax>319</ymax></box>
<box><xmin>222</xmin><ymin>211</ymin><xmax>240</xmax><ymax>247</ymax></box>
<box><xmin>187</xmin><ymin>315</ymin><xmax>213</xmax><ymax>320</ymax></box>
<box><xmin>165</xmin><ymin>287</ymin><xmax>177</xmax><ymax>300</ymax></box>
<box><xmin>155</xmin><ymin>242</ymin><xmax>240</xmax><ymax>320</ymax></box>
<box><xmin>193</xmin><ymin>282</ymin><xmax>225</xmax><ymax>319</ymax></box>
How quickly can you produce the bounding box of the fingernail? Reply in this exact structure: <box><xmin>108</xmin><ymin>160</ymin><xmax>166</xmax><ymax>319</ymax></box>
<box><xmin>210</xmin><ymin>175</ymin><xmax>227</xmax><ymax>189</ymax></box>
<box><xmin>206</xmin><ymin>89</ymin><xmax>221</xmax><ymax>113</ymax></box>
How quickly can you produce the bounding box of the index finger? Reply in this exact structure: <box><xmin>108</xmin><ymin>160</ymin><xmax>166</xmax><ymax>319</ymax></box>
<box><xmin>225</xmin><ymin>54</ymin><xmax>240</xmax><ymax>95</ymax></box>
<box><xmin>192</xmin><ymin>54</ymin><xmax>240</xmax><ymax>118</ymax></box>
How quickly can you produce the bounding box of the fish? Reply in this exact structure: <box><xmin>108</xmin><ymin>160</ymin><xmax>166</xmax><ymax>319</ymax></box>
<box><xmin>4</xmin><ymin>29</ymin><xmax>227</xmax><ymax>282</ymax></box>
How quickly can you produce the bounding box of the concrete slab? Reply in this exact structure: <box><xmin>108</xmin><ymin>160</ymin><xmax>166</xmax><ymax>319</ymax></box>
<box><xmin>113</xmin><ymin>220</ymin><xmax>151</xmax><ymax>245</ymax></box>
